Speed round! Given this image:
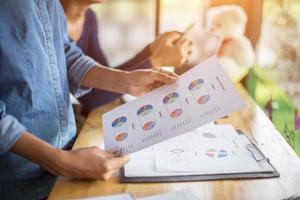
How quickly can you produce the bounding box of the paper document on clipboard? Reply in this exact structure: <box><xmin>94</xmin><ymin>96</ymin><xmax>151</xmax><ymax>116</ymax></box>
<box><xmin>123</xmin><ymin>123</ymin><xmax>275</xmax><ymax>179</ymax></box>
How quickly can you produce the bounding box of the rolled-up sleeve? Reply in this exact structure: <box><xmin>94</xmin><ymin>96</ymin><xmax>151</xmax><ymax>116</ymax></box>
<box><xmin>64</xmin><ymin>40</ymin><xmax>98</xmax><ymax>98</ymax></box>
<box><xmin>0</xmin><ymin>101</ymin><xmax>27</xmax><ymax>154</ymax></box>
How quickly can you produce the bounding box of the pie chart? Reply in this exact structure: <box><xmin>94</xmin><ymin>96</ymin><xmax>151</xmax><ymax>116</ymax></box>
<box><xmin>170</xmin><ymin>108</ymin><xmax>183</xmax><ymax>118</ymax></box>
<box><xmin>188</xmin><ymin>79</ymin><xmax>205</xmax><ymax>91</ymax></box>
<box><xmin>137</xmin><ymin>105</ymin><xmax>153</xmax><ymax>117</ymax></box>
<box><xmin>163</xmin><ymin>92</ymin><xmax>179</xmax><ymax>104</ymax></box>
<box><xmin>142</xmin><ymin>121</ymin><xmax>156</xmax><ymax>131</ymax></box>
<box><xmin>112</xmin><ymin>116</ymin><xmax>127</xmax><ymax>128</ymax></box>
<box><xmin>115</xmin><ymin>132</ymin><xmax>128</xmax><ymax>142</ymax></box>
<box><xmin>197</xmin><ymin>95</ymin><xmax>210</xmax><ymax>104</ymax></box>
<box><xmin>206</xmin><ymin>149</ymin><xmax>228</xmax><ymax>158</ymax></box>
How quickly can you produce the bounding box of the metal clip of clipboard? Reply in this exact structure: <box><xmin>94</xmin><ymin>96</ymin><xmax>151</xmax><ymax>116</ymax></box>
<box><xmin>236</xmin><ymin>130</ymin><xmax>270</xmax><ymax>163</ymax></box>
<box><xmin>246</xmin><ymin>143</ymin><xmax>269</xmax><ymax>163</ymax></box>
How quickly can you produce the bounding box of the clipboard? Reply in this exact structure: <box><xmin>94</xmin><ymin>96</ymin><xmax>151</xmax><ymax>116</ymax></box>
<box><xmin>120</xmin><ymin>130</ymin><xmax>280</xmax><ymax>183</ymax></box>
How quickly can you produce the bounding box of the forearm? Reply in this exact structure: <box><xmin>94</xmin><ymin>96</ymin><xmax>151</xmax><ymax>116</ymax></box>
<box><xmin>9</xmin><ymin>132</ymin><xmax>130</xmax><ymax>180</ymax></box>
<box><xmin>82</xmin><ymin>65</ymin><xmax>130</xmax><ymax>94</ymax></box>
<box><xmin>10</xmin><ymin>132</ymin><xmax>64</xmax><ymax>176</ymax></box>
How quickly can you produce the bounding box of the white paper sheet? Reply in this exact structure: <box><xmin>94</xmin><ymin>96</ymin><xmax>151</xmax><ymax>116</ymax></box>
<box><xmin>154</xmin><ymin>124</ymin><xmax>274</xmax><ymax>173</ymax></box>
<box><xmin>124</xmin><ymin>124</ymin><xmax>274</xmax><ymax>178</ymax></box>
<box><xmin>103</xmin><ymin>57</ymin><xmax>245</xmax><ymax>155</ymax></box>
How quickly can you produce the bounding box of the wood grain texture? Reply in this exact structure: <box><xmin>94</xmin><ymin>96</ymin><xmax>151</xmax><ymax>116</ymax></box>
<box><xmin>48</xmin><ymin>84</ymin><xmax>300</xmax><ymax>200</ymax></box>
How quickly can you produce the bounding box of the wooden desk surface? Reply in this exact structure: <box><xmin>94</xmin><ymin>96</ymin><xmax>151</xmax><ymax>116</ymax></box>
<box><xmin>48</xmin><ymin>84</ymin><xmax>300</xmax><ymax>200</ymax></box>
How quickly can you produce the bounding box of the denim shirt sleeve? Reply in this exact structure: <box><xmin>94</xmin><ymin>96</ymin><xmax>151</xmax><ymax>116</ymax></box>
<box><xmin>59</xmin><ymin>5</ymin><xmax>98</xmax><ymax>98</ymax></box>
<box><xmin>64</xmin><ymin>39</ymin><xmax>98</xmax><ymax>98</ymax></box>
<box><xmin>0</xmin><ymin>101</ymin><xmax>27</xmax><ymax>154</ymax></box>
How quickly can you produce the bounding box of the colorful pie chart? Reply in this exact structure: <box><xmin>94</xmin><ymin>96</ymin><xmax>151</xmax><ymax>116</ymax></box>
<box><xmin>137</xmin><ymin>104</ymin><xmax>153</xmax><ymax>117</ymax></box>
<box><xmin>115</xmin><ymin>132</ymin><xmax>128</xmax><ymax>142</ymax></box>
<box><xmin>142</xmin><ymin>121</ymin><xmax>156</xmax><ymax>131</ymax></box>
<box><xmin>112</xmin><ymin>116</ymin><xmax>127</xmax><ymax>128</ymax></box>
<box><xmin>206</xmin><ymin>149</ymin><xmax>228</xmax><ymax>158</ymax></box>
<box><xmin>170</xmin><ymin>108</ymin><xmax>183</xmax><ymax>118</ymax></box>
<box><xmin>163</xmin><ymin>92</ymin><xmax>179</xmax><ymax>104</ymax></box>
<box><xmin>188</xmin><ymin>79</ymin><xmax>205</xmax><ymax>91</ymax></box>
<box><xmin>197</xmin><ymin>95</ymin><xmax>210</xmax><ymax>104</ymax></box>
<box><xmin>218</xmin><ymin>149</ymin><xmax>228</xmax><ymax>158</ymax></box>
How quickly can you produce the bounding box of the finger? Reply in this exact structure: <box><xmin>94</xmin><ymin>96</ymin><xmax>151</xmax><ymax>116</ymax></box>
<box><xmin>149</xmin><ymin>82</ymin><xmax>164</xmax><ymax>91</ymax></box>
<box><xmin>107</xmin><ymin>155</ymin><xmax>131</xmax><ymax>170</ymax></box>
<box><xmin>160</xmin><ymin>33</ymin><xmax>183</xmax><ymax>45</ymax></box>
<box><xmin>99</xmin><ymin>169</ymin><xmax>119</xmax><ymax>181</ymax></box>
<box><xmin>158</xmin><ymin>68</ymin><xmax>178</xmax><ymax>78</ymax></box>
<box><xmin>150</xmin><ymin>71</ymin><xmax>177</xmax><ymax>84</ymax></box>
<box><xmin>152</xmin><ymin>37</ymin><xmax>169</xmax><ymax>56</ymax></box>
<box><xmin>162</xmin><ymin>31</ymin><xmax>182</xmax><ymax>40</ymax></box>
<box><xmin>91</xmin><ymin>146</ymin><xmax>115</xmax><ymax>158</ymax></box>
<box><xmin>112</xmin><ymin>150</ymin><xmax>122</xmax><ymax>157</ymax></box>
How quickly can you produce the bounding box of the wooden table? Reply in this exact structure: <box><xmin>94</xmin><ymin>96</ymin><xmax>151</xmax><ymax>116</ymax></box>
<box><xmin>48</xmin><ymin>84</ymin><xmax>300</xmax><ymax>200</ymax></box>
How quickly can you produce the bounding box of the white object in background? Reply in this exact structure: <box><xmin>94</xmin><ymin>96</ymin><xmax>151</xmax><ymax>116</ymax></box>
<box><xmin>188</xmin><ymin>30</ymin><xmax>222</xmax><ymax>65</ymax></box>
<box><xmin>206</xmin><ymin>5</ymin><xmax>255</xmax><ymax>82</ymax></box>
<box><xmin>138</xmin><ymin>189</ymin><xmax>198</xmax><ymax>200</ymax></box>
<box><xmin>103</xmin><ymin>57</ymin><xmax>245</xmax><ymax>155</ymax></box>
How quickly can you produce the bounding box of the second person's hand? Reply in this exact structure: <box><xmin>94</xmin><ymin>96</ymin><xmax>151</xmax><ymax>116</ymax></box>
<box><xmin>149</xmin><ymin>31</ymin><xmax>194</xmax><ymax>68</ymax></box>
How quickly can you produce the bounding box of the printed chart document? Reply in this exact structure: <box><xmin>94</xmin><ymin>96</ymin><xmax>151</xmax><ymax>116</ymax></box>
<box><xmin>123</xmin><ymin>124</ymin><xmax>274</xmax><ymax>178</ymax></box>
<box><xmin>103</xmin><ymin>57</ymin><xmax>245</xmax><ymax>155</ymax></box>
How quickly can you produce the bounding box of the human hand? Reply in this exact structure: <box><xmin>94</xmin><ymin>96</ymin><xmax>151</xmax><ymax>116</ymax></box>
<box><xmin>58</xmin><ymin>147</ymin><xmax>130</xmax><ymax>180</ymax></box>
<box><xmin>124</xmin><ymin>68</ymin><xmax>178</xmax><ymax>96</ymax></box>
<box><xmin>149</xmin><ymin>31</ymin><xmax>194</xmax><ymax>68</ymax></box>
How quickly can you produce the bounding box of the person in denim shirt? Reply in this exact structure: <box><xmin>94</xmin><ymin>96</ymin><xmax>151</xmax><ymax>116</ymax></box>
<box><xmin>0</xmin><ymin>0</ymin><xmax>177</xmax><ymax>199</ymax></box>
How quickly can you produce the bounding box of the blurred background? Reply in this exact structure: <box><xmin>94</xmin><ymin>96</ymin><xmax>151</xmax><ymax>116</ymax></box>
<box><xmin>90</xmin><ymin>0</ymin><xmax>300</xmax><ymax>156</ymax></box>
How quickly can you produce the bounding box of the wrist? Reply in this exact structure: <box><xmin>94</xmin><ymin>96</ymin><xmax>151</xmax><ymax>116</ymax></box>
<box><xmin>119</xmin><ymin>70</ymin><xmax>132</xmax><ymax>94</ymax></box>
<box><xmin>50</xmin><ymin>148</ymin><xmax>70</xmax><ymax>176</ymax></box>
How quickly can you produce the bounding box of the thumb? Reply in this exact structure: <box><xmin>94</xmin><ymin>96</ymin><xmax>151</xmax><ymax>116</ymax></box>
<box><xmin>150</xmin><ymin>71</ymin><xmax>177</xmax><ymax>84</ymax></box>
<box><xmin>108</xmin><ymin>155</ymin><xmax>131</xmax><ymax>170</ymax></box>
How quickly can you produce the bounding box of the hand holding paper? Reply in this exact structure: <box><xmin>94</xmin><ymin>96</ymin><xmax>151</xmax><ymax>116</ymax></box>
<box><xmin>103</xmin><ymin>57</ymin><xmax>245</xmax><ymax>155</ymax></box>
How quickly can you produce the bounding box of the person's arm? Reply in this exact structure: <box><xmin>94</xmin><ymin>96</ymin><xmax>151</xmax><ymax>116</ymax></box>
<box><xmin>61</xmin><ymin>10</ymin><xmax>177</xmax><ymax>97</ymax></box>
<box><xmin>0</xmin><ymin>101</ymin><xmax>27</xmax><ymax>154</ymax></box>
<box><xmin>0</xmin><ymin>89</ymin><xmax>129</xmax><ymax>181</ymax></box>
<box><xmin>10</xmin><ymin>132</ymin><xmax>130</xmax><ymax>180</ymax></box>
<box><xmin>116</xmin><ymin>31</ymin><xmax>194</xmax><ymax>70</ymax></box>
<box><xmin>81</xmin><ymin>66</ymin><xmax>177</xmax><ymax>97</ymax></box>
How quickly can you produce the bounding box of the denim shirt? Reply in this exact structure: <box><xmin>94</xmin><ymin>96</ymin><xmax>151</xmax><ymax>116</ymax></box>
<box><xmin>0</xmin><ymin>0</ymin><xmax>97</xmax><ymax>199</ymax></box>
